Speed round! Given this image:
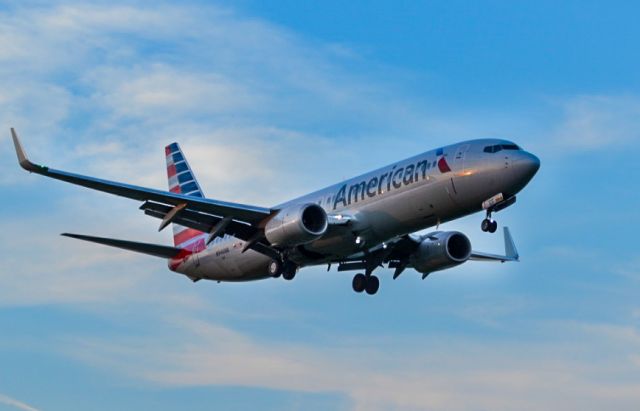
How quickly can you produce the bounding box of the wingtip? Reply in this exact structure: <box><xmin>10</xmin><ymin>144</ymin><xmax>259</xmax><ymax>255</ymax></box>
<box><xmin>61</xmin><ymin>233</ymin><xmax>88</xmax><ymax>241</ymax></box>
<box><xmin>503</xmin><ymin>226</ymin><xmax>519</xmax><ymax>261</ymax></box>
<box><xmin>10</xmin><ymin>128</ymin><xmax>39</xmax><ymax>172</ymax></box>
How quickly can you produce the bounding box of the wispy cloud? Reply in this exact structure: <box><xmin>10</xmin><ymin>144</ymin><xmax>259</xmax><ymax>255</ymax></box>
<box><xmin>63</xmin><ymin>316</ymin><xmax>640</xmax><ymax>411</ymax></box>
<box><xmin>0</xmin><ymin>393</ymin><xmax>40</xmax><ymax>411</ymax></box>
<box><xmin>550</xmin><ymin>94</ymin><xmax>640</xmax><ymax>150</ymax></box>
<box><xmin>1</xmin><ymin>3</ymin><xmax>640</xmax><ymax>410</ymax></box>
<box><xmin>0</xmin><ymin>0</ymin><xmax>418</xmax><ymax>311</ymax></box>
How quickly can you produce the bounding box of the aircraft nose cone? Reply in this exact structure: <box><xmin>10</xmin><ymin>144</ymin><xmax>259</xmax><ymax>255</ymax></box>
<box><xmin>514</xmin><ymin>151</ymin><xmax>540</xmax><ymax>182</ymax></box>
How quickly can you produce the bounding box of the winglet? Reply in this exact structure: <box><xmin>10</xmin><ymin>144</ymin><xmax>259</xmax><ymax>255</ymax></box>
<box><xmin>10</xmin><ymin>128</ymin><xmax>41</xmax><ymax>172</ymax></box>
<box><xmin>469</xmin><ymin>226</ymin><xmax>519</xmax><ymax>262</ymax></box>
<box><xmin>503</xmin><ymin>227</ymin><xmax>519</xmax><ymax>261</ymax></box>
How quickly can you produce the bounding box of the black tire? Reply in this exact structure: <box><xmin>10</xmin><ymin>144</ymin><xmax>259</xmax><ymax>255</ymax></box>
<box><xmin>352</xmin><ymin>273</ymin><xmax>366</xmax><ymax>293</ymax></box>
<box><xmin>268</xmin><ymin>259</ymin><xmax>282</xmax><ymax>277</ymax></box>
<box><xmin>489</xmin><ymin>220</ymin><xmax>498</xmax><ymax>233</ymax></box>
<box><xmin>282</xmin><ymin>264</ymin><xmax>297</xmax><ymax>281</ymax></box>
<box><xmin>282</xmin><ymin>267</ymin><xmax>296</xmax><ymax>281</ymax></box>
<box><xmin>365</xmin><ymin>275</ymin><xmax>380</xmax><ymax>295</ymax></box>
<box><xmin>481</xmin><ymin>219</ymin><xmax>491</xmax><ymax>232</ymax></box>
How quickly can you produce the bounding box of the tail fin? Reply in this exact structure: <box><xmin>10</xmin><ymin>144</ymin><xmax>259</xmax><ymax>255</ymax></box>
<box><xmin>165</xmin><ymin>142</ymin><xmax>207</xmax><ymax>250</ymax></box>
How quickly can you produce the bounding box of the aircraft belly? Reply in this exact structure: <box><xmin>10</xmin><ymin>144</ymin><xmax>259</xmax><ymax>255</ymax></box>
<box><xmin>299</xmin><ymin>231</ymin><xmax>360</xmax><ymax>260</ymax></box>
<box><xmin>178</xmin><ymin>240</ymin><xmax>271</xmax><ymax>282</ymax></box>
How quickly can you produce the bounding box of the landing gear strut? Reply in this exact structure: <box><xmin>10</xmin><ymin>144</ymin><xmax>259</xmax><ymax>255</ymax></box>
<box><xmin>352</xmin><ymin>273</ymin><xmax>379</xmax><ymax>295</ymax></box>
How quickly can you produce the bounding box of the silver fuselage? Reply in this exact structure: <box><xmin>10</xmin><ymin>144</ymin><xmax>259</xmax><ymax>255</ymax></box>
<box><xmin>174</xmin><ymin>138</ymin><xmax>539</xmax><ymax>281</ymax></box>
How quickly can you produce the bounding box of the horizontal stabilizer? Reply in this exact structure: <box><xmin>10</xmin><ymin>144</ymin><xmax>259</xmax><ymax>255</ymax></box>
<box><xmin>61</xmin><ymin>233</ymin><xmax>186</xmax><ymax>259</ymax></box>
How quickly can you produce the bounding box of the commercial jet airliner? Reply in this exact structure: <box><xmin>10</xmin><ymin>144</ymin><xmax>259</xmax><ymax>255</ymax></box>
<box><xmin>11</xmin><ymin>129</ymin><xmax>539</xmax><ymax>295</ymax></box>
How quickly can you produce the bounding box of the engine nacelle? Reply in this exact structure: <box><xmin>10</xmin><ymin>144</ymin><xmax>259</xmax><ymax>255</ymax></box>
<box><xmin>409</xmin><ymin>231</ymin><xmax>472</xmax><ymax>274</ymax></box>
<box><xmin>264</xmin><ymin>203</ymin><xmax>328</xmax><ymax>247</ymax></box>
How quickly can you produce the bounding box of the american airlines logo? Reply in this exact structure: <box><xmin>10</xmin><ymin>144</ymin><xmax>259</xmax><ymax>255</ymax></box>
<box><xmin>333</xmin><ymin>148</ymin><xmax>451</xmax><ymax>210</ymax></box>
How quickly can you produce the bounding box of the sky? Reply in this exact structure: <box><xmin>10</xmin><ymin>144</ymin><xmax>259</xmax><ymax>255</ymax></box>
<box><xmin>0</xmin><ymin>1</ymin><xmax>639</xmax><ymax>410</ymax></box>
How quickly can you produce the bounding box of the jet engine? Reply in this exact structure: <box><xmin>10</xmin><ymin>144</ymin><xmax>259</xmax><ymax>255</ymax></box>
<box><xmin>409</xmin><ymin>231</ymin><xmax>472</xmax><ymax>274</ymax></box>
<box><xmin>264</xmin><ymin>203</ymin><xmax>328</xmax><ymax>247</ymax></box>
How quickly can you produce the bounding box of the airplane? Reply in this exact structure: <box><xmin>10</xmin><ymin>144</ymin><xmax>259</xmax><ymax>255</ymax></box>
<box><xmin>10</xmin><ymin>128</ymin><xmax>540</xmax><ymax>295</ymax></box>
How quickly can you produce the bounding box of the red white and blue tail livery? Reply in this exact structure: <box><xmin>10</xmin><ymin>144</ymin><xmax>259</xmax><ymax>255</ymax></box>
<box><xmin>165</xmin><ymin>142</ymin><xmax>206</xmax><ymax>252</ymax></box>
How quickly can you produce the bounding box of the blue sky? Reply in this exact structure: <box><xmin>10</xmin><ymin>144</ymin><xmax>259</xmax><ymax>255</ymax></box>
<box><xmin>0</xmin><ymin>1</ymin><xmax>639</xmax><ymax>410</ymax></box>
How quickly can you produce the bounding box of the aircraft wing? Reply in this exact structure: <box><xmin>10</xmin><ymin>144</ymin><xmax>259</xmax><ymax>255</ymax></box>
<box><xmin>337</xmin><ymin>227</ymin><xmax>519</xmax><ymax>278</ymax></box>
<box><xmin>382</xmin><ymin>227</ymin><xmax>519</xmax><ymax>264</ymax></box>
<box><xmin>11</xmin><ymin>129</ymin><xmax>272</xmax><ymax>225</ymax></box>
<box><xmin>469</xmin><ymin>227</ymin><xmax>519</xmax><ymax>262</ymax></box>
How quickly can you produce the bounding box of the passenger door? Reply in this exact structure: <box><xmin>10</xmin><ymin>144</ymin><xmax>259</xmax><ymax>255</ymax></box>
<box><xmin>452</xmin><ymin>144</ymin><xmax>470</xmax><ymax>172</ymax></box>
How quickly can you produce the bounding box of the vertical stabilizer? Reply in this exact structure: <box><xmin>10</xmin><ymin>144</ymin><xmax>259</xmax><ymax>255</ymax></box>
<box><xmin>165</xmin><ymin>142</ymin><xmax>206</xmax><ymax>251</ymax></box>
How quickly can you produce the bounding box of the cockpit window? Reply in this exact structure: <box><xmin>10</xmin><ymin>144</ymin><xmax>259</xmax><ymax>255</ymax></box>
<box><xmin>483</xmin><ymin>144</ymin><xmax>520</xmax><ymax>153</ymax></box>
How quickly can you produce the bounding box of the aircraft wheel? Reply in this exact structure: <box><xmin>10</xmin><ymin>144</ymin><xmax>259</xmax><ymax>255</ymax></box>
<box><xmin>489</xmin><ymin>220</ymin><xmax>498</xmax><ymax>233</ymax></box>
<box><xmin>352</xmin><ymin>273</ymin><xmax>366</xmax><ymax>293</ymax></box>
<box><xmin>481</xmin><ymin>219</ymin><xmax>491</xmax><ymax>232</ymax></box>
<box><xmin>365</xmin><ymin>275</ymin><xmax>379</xmax><ymax>295</ymax></box>
<box><xmin>268</xmin><ymin>259</ymin><xmax>282</xmax><ymax>277</ymax></box>
<box><xmin>282</xmin><ymin>262</ymin><xmax>297</xmax><ymax>281</ymax></box>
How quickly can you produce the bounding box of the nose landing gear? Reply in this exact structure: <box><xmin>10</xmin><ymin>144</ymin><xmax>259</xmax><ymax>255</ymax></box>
<box><xmin>481</xmin><ymin>215</ymin><xmax>498</xmax><ymax>233</ymax></box>
<box><xmin>480</xmin><ymin>194</ymin><xmax>516</xmax><ymax>234</ymax></box>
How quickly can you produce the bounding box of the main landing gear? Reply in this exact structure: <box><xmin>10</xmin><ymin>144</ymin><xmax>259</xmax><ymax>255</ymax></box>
<box><xmin>352</xmin><ymin>273</ymin><xmax>380</xmax><ymax>295</ymax></box>
<box><xmin>268</xmin><ymin>259</ymin><xmax>297</xmax><ymax>280</ymax></box>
